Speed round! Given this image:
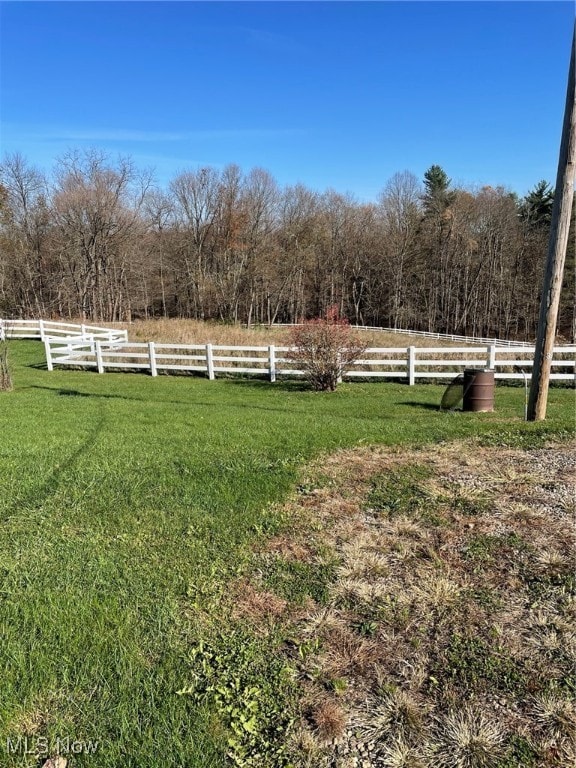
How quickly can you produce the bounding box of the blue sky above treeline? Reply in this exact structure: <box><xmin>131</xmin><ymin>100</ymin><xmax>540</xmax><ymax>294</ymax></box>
<box><xmin>1</xmin><ymin>1</ymin><xmax>573</xmax><ymax>200</ymax></box>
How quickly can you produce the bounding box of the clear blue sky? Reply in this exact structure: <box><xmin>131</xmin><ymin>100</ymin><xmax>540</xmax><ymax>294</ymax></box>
<box><xmin>0</xmin><ymin>1</ymin><xmax>573</xmax><ymax>201</ymax></box>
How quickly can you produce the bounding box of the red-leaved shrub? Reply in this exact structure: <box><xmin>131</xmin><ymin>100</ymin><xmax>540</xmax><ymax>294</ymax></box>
<box><xmin>287</xmin><ymin>307</ymin><xmax>366</xmax><ymax>391</ymax></box>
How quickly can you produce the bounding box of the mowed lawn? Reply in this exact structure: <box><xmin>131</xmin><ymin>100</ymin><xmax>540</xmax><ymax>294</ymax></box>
<box><xmin>0</xmin><ymin>342</ymin><xmax>573</xmax><ymax>767</ymax></box>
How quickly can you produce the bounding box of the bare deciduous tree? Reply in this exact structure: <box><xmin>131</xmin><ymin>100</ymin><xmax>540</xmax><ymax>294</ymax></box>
<box><xmin>2</xmin><ymin>150</ymin><xmax>572</xmax><ymax>342</ymax></box>
<box><xmin>0</xmin><ymin>153</ymin><xmax>52</xmax><ymax>316</ymax></box>
<box><xmin>52</xmin><ymin>149</ymin><xmax>150</xmax><ymax>320</ymax></box>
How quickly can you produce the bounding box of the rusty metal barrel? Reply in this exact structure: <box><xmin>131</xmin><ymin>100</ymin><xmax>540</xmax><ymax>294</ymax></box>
<box><xmin>463</xmin><ymin>369</ymin><xmax>495</xmax><ymax>412</ymax></box>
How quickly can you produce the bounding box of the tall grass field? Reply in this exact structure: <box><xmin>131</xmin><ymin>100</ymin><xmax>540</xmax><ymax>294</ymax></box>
<box><xmin>0</xmin><ymin>341</ymin><xmax>573</xmax><ymax>767</ymax></box>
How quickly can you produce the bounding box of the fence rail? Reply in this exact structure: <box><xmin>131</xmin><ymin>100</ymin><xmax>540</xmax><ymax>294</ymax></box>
<box><xmin>0</xmin><ymin>318</ymin><xmax>128</xmax><ymax>344</ymax></box>
<box><xmin>271</xmin><ymin>323</ymin><xmax>534</xmax><ymax>347</ymax></box>
<box><xmin>43</xmin><ymin>337</ymin><xmax>576</xmax><ymax>384</ymax></box>
<box><xmin>361</xmin><ymin>326</ymin><xmax>535</xmax><ymax>347</ymax></box>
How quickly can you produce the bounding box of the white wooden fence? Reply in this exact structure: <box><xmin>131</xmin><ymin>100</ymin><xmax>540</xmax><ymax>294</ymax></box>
<box><xmin>272</xmin><ymin>323</ymin><xmax>534</xmax><ymax>347</ymax></box>
<box><xmin>3</xmin><ymin>318</ymin><xmax>574</xmax><ymax>384</ymax></box>
<box><xmin>361</xmin><ymin>326</ymin><xmax>535</xmax><ymax>347</ymax></box>
<box><xmin>0</xmin><ymin>318</ymin><xmax>128</xmax><ymax>344</ymax></box>
<box><xmin>1</xmin><ymin>318</ymin><xmax>531</xmax><ymax>348</ymax></box>
<box><xmin>42</xmin><ymin>337</ymin><xmax>576</xmax><ymax>384</ymax></box>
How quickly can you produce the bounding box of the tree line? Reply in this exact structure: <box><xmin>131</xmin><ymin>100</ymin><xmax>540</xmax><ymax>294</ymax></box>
<box><xmin>0</xmin><ymin>150</ymin><xmax>573</xmax><ymax>340</ymax></box>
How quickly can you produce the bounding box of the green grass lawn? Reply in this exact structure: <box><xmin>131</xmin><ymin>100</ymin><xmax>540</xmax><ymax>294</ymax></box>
<box><xmin>0</xmin><ymin>342</ymin><xmax>573</xmax><ymax>767</ymax></box>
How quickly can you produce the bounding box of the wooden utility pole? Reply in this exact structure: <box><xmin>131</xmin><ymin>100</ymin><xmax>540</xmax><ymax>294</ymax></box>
<box><xmin>528</xmin><ymin>25</ymin><xmax>576</xmax><ymax>421</ymax></box>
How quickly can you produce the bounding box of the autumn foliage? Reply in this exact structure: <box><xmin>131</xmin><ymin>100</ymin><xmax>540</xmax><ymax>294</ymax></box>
<box><xmin>287</xmin><ymin>307</ymin><xmax>367</xmax><ymax>391</ymax></box>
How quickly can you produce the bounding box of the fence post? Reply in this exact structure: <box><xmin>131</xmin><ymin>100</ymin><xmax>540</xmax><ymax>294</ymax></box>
<box><xmin>487</xmin><ymin>344</ymin><xmax>496</xmax><ymax>370</ymax></box>
<box><xmin>269</xmin><ymin>344</ymin><xmax>276</xmax><ymax>382</ymax></box>
<box><xmin>81</xmin><ymin>324</ymin><xmax>86</xmax><ymax>338</ymax></box>
<box><xmin>408</xmin><ymin>346</ymin><xmax>416</xmax><ymax>385</ymax></box>
<box><xmin>206</xmin><ymin>343</ymin><xmax>215</xmax><ymax>380</ymax></box>
<box><xmin>39</xmin><ymin>318</ymin><xmax>45</xmax><ymax>341</ymax></box>
<box><xmin>44</xmin><ymin>338</ymin><xmax>53</xmax><ymax>372</ymax></box>
<box><xmin>0</xmin><ymin>319</ymin><xmax>4</xmax><ymax>342</ymax></box>
<box><xmin>95</xmin><ymin>340</ymin><xmax>104</xmax><ymax>374</ymax></box>
<box><xmin>149</xmin><ymin>341</ymin><xmax>157</xmax><ymax>377</ymax></box>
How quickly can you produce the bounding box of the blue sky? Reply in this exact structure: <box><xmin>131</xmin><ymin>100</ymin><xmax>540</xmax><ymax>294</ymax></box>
<box><xmin>0</xmin><ymin>1</ymin><xmax>573</xmax><ymax>201</ymax></box>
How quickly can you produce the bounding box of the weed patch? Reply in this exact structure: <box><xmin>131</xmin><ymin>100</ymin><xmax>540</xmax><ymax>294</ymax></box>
<box><xmin>437</xmin><ymin>633</ymin><xmax>527</xmax><ymax>695</ymax></box>
<box><xmin>262</xmin><ymin>557</ymin><xmax>337</xmax><ymax>606</ymax></box>
<box><xmin>366</xmin><ymin>465</ymin><xmax>434</xmax><ymax>519</ymax></box>
<box><xmin>177</xmin><ymin>632</ymin><xmax>296</xmax><ymax>767</ymax></box>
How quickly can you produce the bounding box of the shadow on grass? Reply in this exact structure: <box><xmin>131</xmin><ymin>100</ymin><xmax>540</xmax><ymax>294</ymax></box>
<box><xmin>400</xmin><ymin>401</ymin><xmax>445</xmax><ymax>412</ymax></box>
<box><xmin>25</xmin><ymin>384</ymin><xmax>307</xmax><ymax>415</ymax></box>
<box><xmin>29</xmin><ymin>385</ymin><xmax>144</xmax><ymax>402</ymax></box>
<box><xmin>226</xmin><ymin>377</ymin><xmax>311</xmax><ymax>393</ymax></box>
<box><xmin>1</xmin><ymin>409</ymin><xmax>107</xmax><ymax>518</ymax></box>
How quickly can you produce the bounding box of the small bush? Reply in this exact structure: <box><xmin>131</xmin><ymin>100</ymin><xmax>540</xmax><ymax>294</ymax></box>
<box><xmin>287</xmin><ymin>307</ymin><xmax>367</xmax><ymax>391</ymax></box>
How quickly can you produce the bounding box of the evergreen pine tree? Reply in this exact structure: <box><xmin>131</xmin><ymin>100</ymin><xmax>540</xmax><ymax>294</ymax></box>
<box><xmin>422</xmin><ymin>164</ymin><xmax>457</xmax><ymax>217</ymax></box>
<box><xmin>518</xmin><ymin>180</ymin><xmax>554</xmax><ymax>228</ymax></box>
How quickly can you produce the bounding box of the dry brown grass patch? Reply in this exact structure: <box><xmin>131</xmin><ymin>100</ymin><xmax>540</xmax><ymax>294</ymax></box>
<box><xmin>379</xmin><ymin>737</ymin><xmax>428</xmax><ymax>768</ymax></box>
<box><xmin>108</xmin><ymin>318</ymin><xmax>477</xmax><ymax>350</ymax></box>
<box><xmin>531</xmin><ymin>694</ymin><xmax>576</xmax><ymax>743</ymax></box>
<box><xmin>261</xmin><ymin>535</ymin><xmax>315</xmax><ymax>562</ymax></box>
<box><xmin>309</xmin><ymin>697</ymin><xmax>348</xmax><ymax>744</ymax></box>
<box><xmin>234</xmin><ymin>437</ymin><xmax>575</xmax><ymax>767</ymax></box>
<box><xmin>345</xmin><ymin>445</ymin><xmax>567</xmax><ymax>753</ymax></box>
<box><xmin>229</xmin><ymin>579</ymin><xmax>288</xmax><ymax>625</ymax></box>
<box><xmin>354</xmin><ymin>690</ymin><xmax>427</xmax><ymax>743</ymax></box>
<box><xmin>430</xmin><ymin>706</ymin><xmax>506</xmax><ymax>768</ymax></box>
<box><xmin>319</xmin><ymin>625</ymin><xmax>381</xmax><ymax>678</ymax></box>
